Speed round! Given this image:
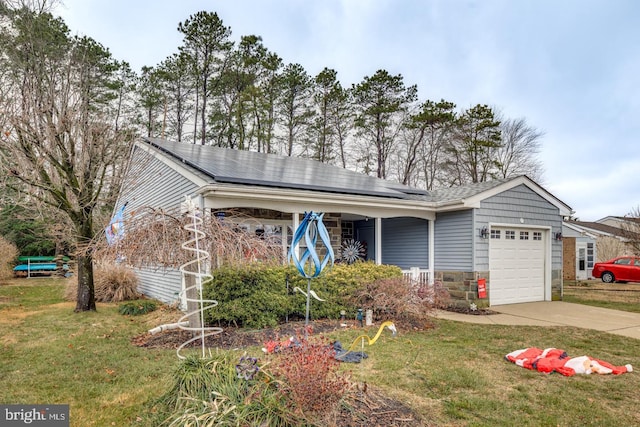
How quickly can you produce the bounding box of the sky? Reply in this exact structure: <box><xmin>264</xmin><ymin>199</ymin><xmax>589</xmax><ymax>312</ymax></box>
<box><xmin>55</xmin><ymin>0</ymin><xmax>640</xmax><ymax>221</ymax></box>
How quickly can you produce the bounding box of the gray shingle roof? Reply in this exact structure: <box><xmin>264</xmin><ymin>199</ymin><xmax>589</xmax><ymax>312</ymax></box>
<box><xmin>567</xmin><ymin>220</ymin><xmax>639</xmax><ymax>239</ymax></box>
<box><xmin>427</xmin><ymin>178</ymin><xmax>515</xmax><ymax>203</ymax></box>
<box><xmin>145</xmin><ymin>138</ymin><xmax>430</xmax><ymax>199</ymax></box>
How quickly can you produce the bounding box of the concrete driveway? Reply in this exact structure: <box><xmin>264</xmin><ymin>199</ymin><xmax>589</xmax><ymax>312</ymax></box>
<box><xmin>436</xmin><ymin>301</ymin><xmax>640</xmax><ymax>340</ymax></box>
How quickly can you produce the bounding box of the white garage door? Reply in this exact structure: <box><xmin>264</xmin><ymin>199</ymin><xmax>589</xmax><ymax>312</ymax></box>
<box><xmin>489</xmin><ymin>227</ymin><xmax>545</xmax><ymax>305</ymax></box>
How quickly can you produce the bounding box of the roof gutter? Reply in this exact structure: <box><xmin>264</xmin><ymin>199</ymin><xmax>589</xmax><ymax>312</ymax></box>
<box><xmin>197</xmin><ymin>183</ymin><xmax>437</xmax><ymax>220</ymax></box>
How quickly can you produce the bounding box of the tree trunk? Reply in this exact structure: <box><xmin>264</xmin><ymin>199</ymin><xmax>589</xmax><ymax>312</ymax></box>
<box><xmin>75</xmin><ymin>252</ymin><xmax>96</xmax><ymax>312</ymax></box>
<box><xmin>75</xmin><ymin>215</ymin><xmax>96</xmax><ymax>312</ymax></box>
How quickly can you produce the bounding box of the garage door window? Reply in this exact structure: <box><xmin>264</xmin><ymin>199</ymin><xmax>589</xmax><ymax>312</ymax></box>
<box><xmin>520</xmin><ymin>231</ymin><xmax>529</xmax><ymax>240</ymax></box>
<box><xmin>505</xmin><ymin>230</ymin><xmax>516</xmax><ymax>240</ymax></box>
<box><xmin>533</xmin><ymin>231</ymin><xmax>542</xmax><ymax>241</ymax></box>
<box><xmin>491</xmin><ymin>229</ymin><xmax>501</xmax><ymax>239</ymax></box>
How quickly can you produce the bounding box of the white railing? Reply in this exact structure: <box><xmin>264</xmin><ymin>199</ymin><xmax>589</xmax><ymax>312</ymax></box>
<box><xmin>402</xmin><ymin>267</ymin><xmax>432</xmax><ymax>286</ymax></box>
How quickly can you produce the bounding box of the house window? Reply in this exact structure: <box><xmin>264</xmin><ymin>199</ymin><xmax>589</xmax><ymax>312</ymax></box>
<box><xmin>533</xmin><ymin>231</ymin><xmax>542</xmax><ymax>241</ymax></box>
<box><xmin>491</xmin><ymin>229</ymin><xmax>501</xmax><ymax>239</ymax></box>
<box><xmin>520</xmin><ymin>231</ymin><xmax>529</xmax><ymax>240</ymax></box>
<box><xmin>587</xmin><ymin>243</ymin><xmax>594</xmax><ymax>269</ymax></box>
<box><xmin>505</xmin><ymin>230</ymin><xmax>515</xmax><ymax>240</ymax></box>
<box><xmin>225</xmin><ymin>219</ymin><xmax>290</xmax><ymax>259</ymax></box>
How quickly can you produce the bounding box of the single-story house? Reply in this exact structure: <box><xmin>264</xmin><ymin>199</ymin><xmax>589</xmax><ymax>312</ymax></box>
<box><xmin>563</xmin><ymin>218</ymin><xmax>640</xmax><ymax>278</ymax></box>
<box><xmin>561</xmin><ymin>222</ymin><xmax>597</xmax><ymax>281</ymax></box>
<box><xmin>115</xmin><ymin>137</ymin><xmax>572</xmax><ymax>307</ymax></box>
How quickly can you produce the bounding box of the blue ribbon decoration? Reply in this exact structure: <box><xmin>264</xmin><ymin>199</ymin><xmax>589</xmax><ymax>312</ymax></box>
<box><xmin>288</xmin><ymin>212</ymin><xmax>334</xmax><ymax>278</ymax></box>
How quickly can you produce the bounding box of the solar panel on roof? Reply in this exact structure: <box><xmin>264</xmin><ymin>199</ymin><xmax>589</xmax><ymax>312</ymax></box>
<box><xmin>146</xmin><ymin>138</ymin><xmax>430</xmax><ymax>199</ymax></box>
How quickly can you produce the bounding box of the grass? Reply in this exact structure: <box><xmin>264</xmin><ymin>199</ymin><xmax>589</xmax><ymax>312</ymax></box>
<box><xmin>0</xmin><ymin>278</ymin><xmax>177</xmax><ymax>426</ymax></box>
<box><xmin>2</xmin><ymin>277</ymin><xmax>640</xmax><ymax>426</ymax></box>
<box><xmin>563</xmin><ymin>280</ymin><xmax>640</xmax><ymax>313</ymax></box>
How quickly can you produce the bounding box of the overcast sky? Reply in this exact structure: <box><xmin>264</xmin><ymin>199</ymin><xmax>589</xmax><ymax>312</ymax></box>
<box><xmin>55</xmin><ymin>0</ymin><xmax>640</xmax><ymax>221</ymax></box>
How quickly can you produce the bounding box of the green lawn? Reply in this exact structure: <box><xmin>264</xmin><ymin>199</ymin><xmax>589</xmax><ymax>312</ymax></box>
<box><xmin>2</xmin><ymin>278</ymin><xmax>640</xmax><ymax>426</ymax></box>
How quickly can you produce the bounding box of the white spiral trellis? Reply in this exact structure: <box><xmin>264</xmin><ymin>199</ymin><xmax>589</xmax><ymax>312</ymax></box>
<box><xmin>175</xmin><ymin>196</ymin><xmax>223</xmax><ymax>359</ymax></box>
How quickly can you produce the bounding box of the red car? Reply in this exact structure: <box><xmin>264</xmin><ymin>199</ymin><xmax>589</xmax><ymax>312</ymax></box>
<box><xmin>592</xmin><ymin>256</ymin><xmax>640</xmax><ymax>283</ymax></box>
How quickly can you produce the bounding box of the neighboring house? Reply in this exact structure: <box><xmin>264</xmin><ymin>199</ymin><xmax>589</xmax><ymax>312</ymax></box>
<box><xmin>561</xmin><ymin>222</ymin><xmax>597</xmax><ymax>281</ymax></box>
<box><xmin>115</xmin><ymin>138</ymin><xmax>572</xmax><ymax>307</ymax></box>
<box><xmin>563</xmin><ymin>218</ymin><xmax>640</xmax><ymax>276</ymax></box>
<box><xmin>597</xmin><ymin>216</ymin><xmax>640</xmax><ymax>229</ymax></box>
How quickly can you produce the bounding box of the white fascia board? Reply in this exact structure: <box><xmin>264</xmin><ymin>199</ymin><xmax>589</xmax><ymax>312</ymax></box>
<box><xmin>562</xmin><ymin>222</ymin><xmax>599</xmax><ymax>239</ymax></box>
<box><xmin>457</xmin><ymin>176</ymin><xmax>573</xmax><ymax>216</ymax></box>
<box><xmin>135</xmin><ymin>141</ymin><xmax>210</xmax><ymax>187</ymax></box>
<box><xmin>197</xmin><ymin>184</ymin><xmax>436</xmax><ymax>220</ymax></box>
<box><xmin>569</xmin><ymin>224</ymin><xmax>616</xmax><ymax>238</ymax></box>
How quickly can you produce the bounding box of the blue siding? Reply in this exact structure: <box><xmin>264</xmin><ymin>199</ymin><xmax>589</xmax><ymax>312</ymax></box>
<box><xmin>135</xmin><ymin>267</ymin><xmax>182</xmax><ymax>304</ymax></box>
<box><xmin>381</xmin><ymin>217</ymin><xmax>429</xmax><ymax>269</ymax></box>
<box><xmin>118</xmin><ymin>146</ymin><xmax>199</xmax><ymax>214</ymax></box>
<box><xmin>435</xmin><ymin>210</ymin><xmax>473</xmax><ymax>271</ymax></box>
<box><xmin>117</xmin><ymin>146</ymin><xmax>200</xmax><ymax>303</ymax></box>
<box><xmin>475</xmin><ymin>184</ymin><xmax>562</xmax><ymax>271</ymax></box>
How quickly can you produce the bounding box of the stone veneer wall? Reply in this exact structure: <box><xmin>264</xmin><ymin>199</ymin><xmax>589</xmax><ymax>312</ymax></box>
<box><xmin>341</xmin><ymin>221</ymin><xmax>354</xmax><ymax>241</ymax></box>
<box><xmin>438</xmin><ymin>269</ymin><xmax>563</xmax><ymax>308</ymax></box>
<box><xmin>230</xmin><ymin>208</ymin><xmax>342</xmax><ymax>259</ymax></box>
<box><xmin>437</xmin><ymin>270</ymin><xmax>490</xmax><ymax>309</ymax></box>
<box><xmin>552</xmin><ymin>269</ymin><xmax>563</xmax><ymax>301</ymax></box>
<box><xmin>320</xmin><ymin>213</ymin><xmax>342</xmax><ymax>258</ymax></box>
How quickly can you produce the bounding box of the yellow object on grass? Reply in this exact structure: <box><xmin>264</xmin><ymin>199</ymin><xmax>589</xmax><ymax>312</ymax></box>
<box><xmin>347</xmin><ymin>320</ymin><xmax>397</xmax><ymax>352</ymax></box>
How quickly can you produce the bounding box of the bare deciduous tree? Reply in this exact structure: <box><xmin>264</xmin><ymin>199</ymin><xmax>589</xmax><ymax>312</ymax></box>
<box><xmin>495</xmin><ymin>116</ymin><xmax>545</xmax><ymax>182</ymax></box>
<box><xmin>596</xmin><ymin>236</ymin><xmax>629</xmax><ymax>262</ymax></box>
<box><xmin>620</xmin><ymin>207</ymin><xmax>640</xmax><ymax>256</ymax></box>
<box><xmin>0</xmin><ymin>4</ymin><xmax>134</xmax><ymax>311</ymax></box>
<box><xmin>95</xmin><ymin>208</ymin><xmax>283</xmax><ymax>269</ymax></box>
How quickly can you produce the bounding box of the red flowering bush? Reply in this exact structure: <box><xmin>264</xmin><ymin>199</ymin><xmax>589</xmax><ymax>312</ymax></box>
<box><xmin>269</xmin><ymin>331</ymin><xmax>352</xmax><ymax>420</ymax></box>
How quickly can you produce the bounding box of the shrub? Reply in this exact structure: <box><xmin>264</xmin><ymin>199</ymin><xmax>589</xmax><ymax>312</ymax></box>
<box><xmin>203</xmin><ymin>264</ymin><xmax>297</xmax><ymax>328</ymax></box>
<box><xmin>350</xmin><ymin>276</ymin><xmax>451</xmax><ymax>322</ymax></box>
<box><xmin>65</xmin><ymin>263</ymin><xmax>141</xmax><ymax>302</ymax></box>
<box><xmin>156</xmin><ymin>341</ymin><xmax>352</xmax><ymax>426</ymax></box>
<box><xmin>268</xmin><ymin>333</ymin><xmax>352</xmax><ymax>421</ymax></box>
<box><xmin>203</xmin><ymin>261</ymin><xmax>403</xmax><ymax>328</ymax></box>
<box><xmin>118</xmin><ymin>300</ymin><xmax>157</xmax><ymax>316</ymax></box>
<box><xmin>0</xmin><ymin>235</ymin><xmax>18</xmax><ymax>279</ymax></box>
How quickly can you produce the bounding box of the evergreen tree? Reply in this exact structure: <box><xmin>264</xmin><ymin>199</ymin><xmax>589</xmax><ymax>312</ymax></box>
<box><xmin>277</xmin><ymin>63</ymin><xmax>314</xmax><ymax>156</ymax></box>
<box><xmin>177</xmin><ymin>11</ymin><xmax>233</xmax><ymax>145</ymax></box>
<box><xmin>446</xmin><ymin>104</ymin><xmax>502</xmax><ymax>184</ymax></box>
<box><xmin>352</xmin><ymin>69</ymin><xmax>417</xmax><ymax>178</ymax></box>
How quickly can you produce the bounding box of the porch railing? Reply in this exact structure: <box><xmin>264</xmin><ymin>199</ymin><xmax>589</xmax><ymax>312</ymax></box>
<box><xmin>402</xmin><ymin>267</ymin><xmax>432</xmax><ymax>286</ymax></box>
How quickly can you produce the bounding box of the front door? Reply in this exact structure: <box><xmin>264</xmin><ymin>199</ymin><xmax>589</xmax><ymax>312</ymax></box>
<box><xmin>576</xmin><ymin>242</ymin><xmax>587</xmax><ymax>280</ymax></box>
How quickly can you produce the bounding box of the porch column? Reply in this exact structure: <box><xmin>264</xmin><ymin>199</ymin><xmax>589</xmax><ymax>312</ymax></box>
<box><xmin>292</xmin><ymin>212</ymin><xmax>300</xmax><ymax>259</ymax></box>
<box><xmin>375</xmin><ymin>217</ymin><xmax>382</xmax><ymax>265</ymax></box>
<box><xmin>429</xmin><ymin>219</ymin><xmax>435</xmax><ymax>284</ymax></box>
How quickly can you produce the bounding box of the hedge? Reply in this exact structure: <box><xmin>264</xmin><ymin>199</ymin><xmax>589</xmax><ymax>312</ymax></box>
<box><xmin>202</xmin><ymin>261</ymin><xmax>402</xmax><ymax>328</ymax></box>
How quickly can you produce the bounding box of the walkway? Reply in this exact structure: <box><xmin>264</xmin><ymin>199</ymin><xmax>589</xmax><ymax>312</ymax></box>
<box><xmin>435</xmin><ymin>301</ymin><xmax>640</xmax><ymax>340</ymax></box>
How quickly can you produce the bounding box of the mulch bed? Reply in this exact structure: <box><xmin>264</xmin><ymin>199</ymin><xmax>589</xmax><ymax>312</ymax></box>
<box><xmin>132</xmin><ymin>316</ymin><xmax>431</xmax><ymax>426</ymax></box>
<box><xmin>444</xmin><ymin>305</ymin><xmax>498</xmax><ymax>315</ymax></box>
<box><xmin>132</xmin><ymin>316</ymin><xmax>433</xmax><ymax>351</ymax></box>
